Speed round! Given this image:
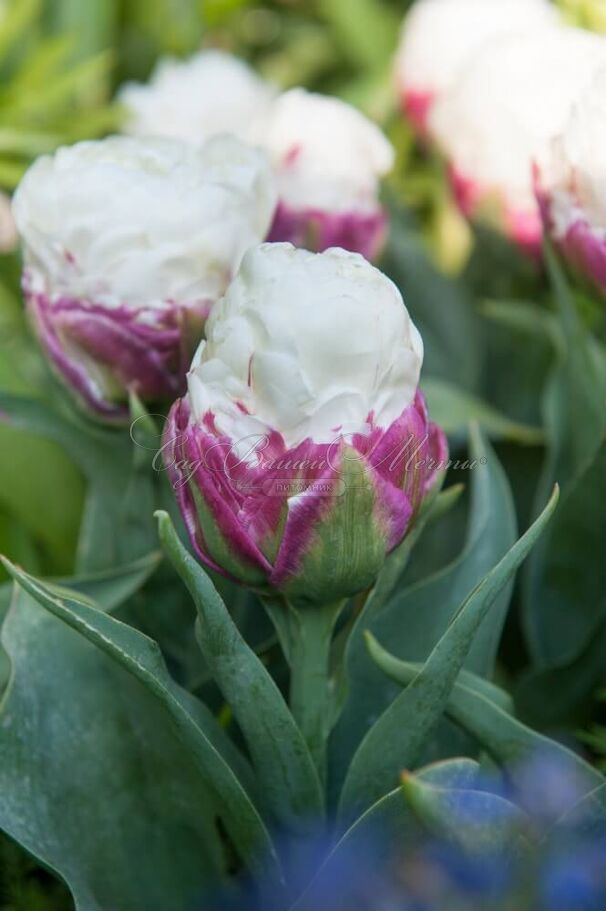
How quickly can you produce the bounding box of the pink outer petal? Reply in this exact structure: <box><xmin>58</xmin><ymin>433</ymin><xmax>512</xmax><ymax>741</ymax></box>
<box><xmin>26</xmin><ymin>285</ymin><xmax>211</xmax><ymax>420</ymax></box>
<box><xmin>268</xmin><ymin>201</ymin><xmax>388</xmax><ymax>261</ymax></box>
<box><xmin>163</xmin><ymin>400</ymin><xmax>273</xmax><ymax>579</ymax></box>
<box><xmin>165</xmin><ymin>392</ymin><xmax>448</xmax><ymax>589</ymax></box>
<box><xmin>401</xmin><ymin>89</ymin><xmax>435</xmax><ymax>137</ymax></box>
<box><xmin>536</xmin><ymin>174</ymin><xmax>606</xmax><ymax>293</ymax></box>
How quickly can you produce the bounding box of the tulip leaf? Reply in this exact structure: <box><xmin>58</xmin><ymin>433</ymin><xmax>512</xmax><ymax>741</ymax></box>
<box><xmin>365</xmin><ymin>637</ymin><xmax>605</xmax><ymax>809</ymax></box>
<box><xmin>51</xmin><ymin>550</ymin><xmax>162</xmax><ymax>612</ymax></box>
<box><xmin>156</xmin><ymin>511</ymin><xmax>325</xmax><ymax>830</ymax></box>
<box><xmin>523</xmin><ymin>243</ymin><xmax>606</xmax><ymax>670</ymax></box>
<box><xmin>1</xmin><ymin>558</ymin><xmax>283</xmax><ymax>888</ymax></box>
<box><xmin>0</xmin><ymin>583</ymin><xmax>232</xmax><ymax>911</ymax></box>
<box><xmin>422</xmin><ymin>378</ymin><xmax>544</xmax><ymax>445</ymax></box>
<box><xmin>382</xmin><ymin>212</ymin><xmax>481</xmax><ymax>391</ymax></box>
<box><xmin>337</xmin><ymin>485</ymin><xmax>559</xmax><ymax>825</ymax></box>
<box><xmin>330</xmin><ymin>427</ymin><xmax>517</xmax><ymax>797</ymax></box>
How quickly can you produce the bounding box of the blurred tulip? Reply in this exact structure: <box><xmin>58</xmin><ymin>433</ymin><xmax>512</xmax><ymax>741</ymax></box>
<box><xmin>119</xmin><ymin>50</ymin><xmax>276</xmax><ymax>147</ymax></box>
<box><xmin>13</xmin><ymin>135</ymin><xmax>276</xmax><ymax>419</ymax></box>
<box><xmin>537</xmin><ymin>69</ymin><xmax>606</xmax><ymax>294</ymax></box>
<box><xmin>430</xmin><ymin>26</ymin><xmax>606</xmax><ymax>254</ymax></box>
<box><xmin>261</xmin><ymin>89</ymin><xmax>394</xmax><ymax>260</ymax></box>
<box><xmin>394</xmin><ymin>0</ymin><xmax>558</xmax><ymax>136</ymax></box>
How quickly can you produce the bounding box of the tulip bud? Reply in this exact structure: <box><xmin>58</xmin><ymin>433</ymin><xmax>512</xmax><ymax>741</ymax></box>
<box><xmin>164</xmin><ymin>243</ymin><xmax>446</xmax><ymax>608</ymax></box>
<box><xmin>537</xmin><ymin>69</ymin><xmax>606</xmax><ymax>294</ymax></box>
<box><xmin>118</xmin><ymin>50</ymin><xmax>276</xmax><ymax>148</ymax></box>
<box><xmin>394</xmin><ymin>0</ymin><xmax>558</xmax><ymax>136</ymax></box>
<box><xmin>430</xmin><ymin>27</ymin><xmax>606</xmax><ymax>254</ymax></box>
<box><xmin>261</xmin><ymin>89</ymin><xmax>394</xmax><ymax>261</ymax></box>
<box><xmin>13</xmin><ymin>135</ymin><xmax>277</xmax><ymax>419</ymax></box>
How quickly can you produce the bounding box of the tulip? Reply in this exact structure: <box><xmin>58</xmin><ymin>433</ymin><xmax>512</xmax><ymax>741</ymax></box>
<box><xmin>13</xmin><ymin>135</ymin><xmax>277</xmax><ymax>419</ymax></box>
<box><xmin>430</xmin><ymin>27</ymin><xmax>606</xmax><ymax>255</ymax></box>
<box><xmin>261</xmin><ymin>89</ymin><xmax>394</xmax><ymax>261</ymax></box>
<box><xmin>536</xmin><ymin>69</ymin><xmax>606</xmax><ymax>294</ymax></box>
<box><xmin>164</xmin><ymin>243</ymin><xmax>447</xmax><ymax>609</ymax></box>
<box><xmin>394</xmin><ymin>0</ymin><xmax>557</xmax><ymax>137</ymax></box>
<box><xmin>118</xmin><ymin>49</ymin><xmax>276</xmax><ymax>148</ymax></box>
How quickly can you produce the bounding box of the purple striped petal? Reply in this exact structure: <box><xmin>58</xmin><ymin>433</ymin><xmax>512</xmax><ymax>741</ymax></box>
<box><xmin>268</xmin><ymin>201</ymin><xmax>388</xmax><ymax>261</ymax></box>
<box><xmin>26</xmin><ymin>286</ymin><xmax>211</xmax><ymax>420</ymax></box>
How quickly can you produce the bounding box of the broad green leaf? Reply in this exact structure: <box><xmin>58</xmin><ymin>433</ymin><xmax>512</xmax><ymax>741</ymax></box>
<box><xmin>52</xmin><ymin>551</ymin><xmax>162</xmax><ymax>613</ymax></box>
<box><xmin>366</xmin><ymin>642</ymin><xmax>605</xmax><ymax>806</ymax></box>
<box><xmin>157</xmin><ymin>512</ymin><xmax>324</xmax><ymax>830</ymax></box>
<box><xmin>337</xmin><ymin>486</ymin><xmax>559</xmax><ymax>825</ymax></box>
<box><xmin>1</xmin><ymin>560</ymin><xmax>283</xmax><ymax>887</ymax></box>
<box><xmin>330</xmin><ymin>428</ymin><xmax>517</xmax><ymax>797</ymax></box>
<box><xmin>523</xmin><ymin>243</ymin><xmax>606</xmax><ymax>665</ymax></box>
<box><xmin>0</xmin><ymin>584</ymin><xmax>228</xmax><ymax>911</ymax></box>
<box><xmin>515</xmin><ymin>622</ymin><xmax>606</xmax><ymax>728</ymax></box>
<box><xmin>422</xmin><ymin>378</ymin><xmax>544</xmax><ymax>445</ymax></box>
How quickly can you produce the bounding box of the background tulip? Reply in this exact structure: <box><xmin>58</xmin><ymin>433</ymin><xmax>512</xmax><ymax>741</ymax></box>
<box><xmin>119</xmin><ymin>49</ymin><xmax>276</xmax><ymax>147</ymax></box>
<box><xmin>537</xmin><ymin>69</ymin><xmax>606</xmax><ymax>294</ymax></box>
<box><xmin>394</xmin><ymin>0</ymin><xmax>558</xmax><ymax>137</ymax></box>
<box><xmin>430</xmin><ymin>26</ymin><xmax>606</xmax><ymax>254</ymax></box>
<box><xmin>13</xmin><ymin>134</ymin><xmax>277</xmax><ymax>419</ymax></box>
<box><xmin>165</xmin><ymin>242</ymin><xmax>446</xmax><ymax>609</ymax></box>
<box><xmin>262</xmin><ymin>89</ymin><xmax>394</xmax><ymax>260</ymax></box>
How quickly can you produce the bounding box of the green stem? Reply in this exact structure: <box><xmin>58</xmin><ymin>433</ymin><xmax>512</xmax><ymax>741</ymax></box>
<box><xmin>288</xmin><ymin>600</ymin><xmax>345</xmax><ymax>781</ymax></box>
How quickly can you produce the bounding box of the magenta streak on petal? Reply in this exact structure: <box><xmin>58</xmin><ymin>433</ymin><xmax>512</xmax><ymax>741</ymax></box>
<box><xmin>183</xmin><ymin>425</ymin><xmax>274</xmax><ymax>577</ymax></box>
<box><xmin>26</xmin><ymin>288</ymin><xmax>211</xmax><ymax>419</ymax></box>
<box><xmin>401</xmin><ymin>89</ymin><xmax>435</xmax><ymax>136</ymax></box>
<box><xmin>167</xmin><ymin>390</ymin><xmax>447</xmax><ymax>589</ymax></box>
<box><xmin>163</xmin><ymin>400</ymin><xmax>246</xmax><ymax>578</ymax></box>
<box><xmin>268</xmin><ymin>201</ymin><xmax>388</xmax><ymax>261</ymax></box>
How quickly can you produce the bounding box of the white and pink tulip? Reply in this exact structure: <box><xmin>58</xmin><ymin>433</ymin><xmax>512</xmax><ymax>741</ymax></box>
<box><xmin>394</xmin><ymin>0</ymin><xmax>557</xmax><ymax>137</ymax></box>
<box><xmin>12</xmin><ymin>135</ymin><xmax>277</xmax><ymax>420</ymax></box>
<box><xmin>261</xmin><ymin>89</ymin><xmax>394</xmax><ymax>261</ymax></box>
<box><xmin>164</xmin><ymin>243</ymin><xmax>446</xmax><ymax>608</ymax></box>
<box><xmin>537</xmin><ymin>69</ymin><xmax>606</xmax><ymax>294</ymax></box>
<box><xmin>430</xmin><ymin>27</ymin><xmax>606</xmax><ymax>255</ymax></box>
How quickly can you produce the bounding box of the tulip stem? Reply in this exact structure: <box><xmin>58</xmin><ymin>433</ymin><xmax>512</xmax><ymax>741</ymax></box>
<box><xmin>288</xmin><ymin>600</ymin><xmax>345</xmax><ymax>781</ymax></box>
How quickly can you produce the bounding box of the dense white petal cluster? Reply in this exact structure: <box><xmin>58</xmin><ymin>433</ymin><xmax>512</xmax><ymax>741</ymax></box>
<box><xmin>257</xmin><ymin>88</ymin><xmax>394</xmax><ymax>213</ymax></box>
<box><xmin>187</xmin><ymin>243</ymin><xmax>423</xmax><ymax>447</ymax></box>
<box><xmin>119</xmin><ymin>50</ymin><xmax>276</xmax><ymax>146</ymax></box>
<box><xmin>13</xmin><ymin>135</ymin><xmax>277</xmax><ymax>310</ymax></box>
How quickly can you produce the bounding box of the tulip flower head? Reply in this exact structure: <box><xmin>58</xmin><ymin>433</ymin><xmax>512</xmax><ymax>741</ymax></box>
<box><xmin>165</xmin><ymin>243</ymin><xmax>446</xmax><ymax>608</ymax></box>
<box><xmin>13</xmin><ymin>135</ymin><xmax>277</xmax><ymax>419</ymax></box>
<box><xmin>537</xmin><ymin>69</ymin><xmax>606</xmax><ymax>295</ymax></box>
<box><xmin>262</xmin><ymin>89</ymin><xmax>395</xmax><ymax>261</ymax></box>
<box><xmin>394</xmin><ymin>0</ymin><xmax>558</xmax><ymax>136</ymax></box>
<box><xmin>430</xmin><ymin>27</ymin><xmax>606</xmax><ymax>254</ymax></box>
<box><xmin>119</xmin><ymin>50</ymin><xmax>276</xmax><ymax>147</ymax></box>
